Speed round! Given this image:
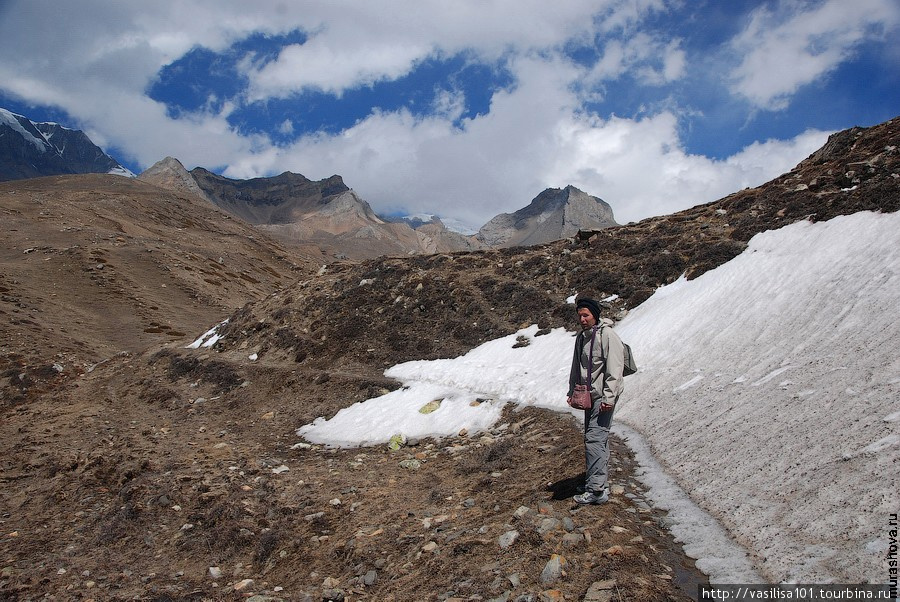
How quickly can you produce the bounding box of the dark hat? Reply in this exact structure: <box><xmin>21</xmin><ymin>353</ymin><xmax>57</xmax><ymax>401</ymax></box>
<box><xmin>576</xmin><ymin>298</ymin><xmax>602</xmax><ymax>321</ymax></box>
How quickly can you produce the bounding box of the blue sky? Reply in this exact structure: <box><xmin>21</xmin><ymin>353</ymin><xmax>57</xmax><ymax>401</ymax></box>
<box><xmin>1</xmin><ymin>0</ymin><xmax>898</xmax><ymax>229</ymax></box>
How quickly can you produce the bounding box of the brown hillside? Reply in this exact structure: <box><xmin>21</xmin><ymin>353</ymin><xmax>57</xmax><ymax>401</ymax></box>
<box><xmin>0</xmin><ymin>174</ymin><xmax>315</xmax><ymax>404</ymax></box>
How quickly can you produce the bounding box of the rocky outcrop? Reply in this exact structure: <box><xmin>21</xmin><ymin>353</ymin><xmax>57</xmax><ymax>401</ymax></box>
<box><xmin>190</xmin><ymin>168</ymin><xmax>351</xmax><ymax>225</ymax></box>
<box><xmin>477</xmin><ymin>185</ymin><xmax>618</xmax><ymax>247</ymax></box>
<box><xmin>138</xmin><ymin>157</ymin><xmax>211</xmax><ymax>202</ymax></box>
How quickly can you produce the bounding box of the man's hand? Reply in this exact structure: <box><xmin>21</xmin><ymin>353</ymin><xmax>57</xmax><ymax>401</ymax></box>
<box><xmin>599</xmin><ymin>402</ymin><xmax>614</xmax><ymax>412</ymax></box>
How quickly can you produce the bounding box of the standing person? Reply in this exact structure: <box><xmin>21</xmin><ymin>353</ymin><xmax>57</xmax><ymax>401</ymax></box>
<box><xmin>568</xmin><ymin>297</ymin><xmax>625</xmax><ymax>505</ymax></box>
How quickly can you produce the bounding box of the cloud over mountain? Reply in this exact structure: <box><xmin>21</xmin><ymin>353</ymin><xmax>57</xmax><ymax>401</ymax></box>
<box><xmin>0</xmin><ymin>1</ymin><xmax>897</xmax><ymax>228</ymax></box>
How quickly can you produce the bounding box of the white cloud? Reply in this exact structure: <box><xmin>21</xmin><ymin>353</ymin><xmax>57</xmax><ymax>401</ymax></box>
<box><xmin>587</xmin><ymin>34</ymin><xmax>686</xmax><ymax>87</ymax></box>
<box><xmin>728</xmin><ymin>0</ymin><xmax>900</xmax><ymax>110</ymax></box>
<box><xmin>247</xmin><ymin>39</ymin><xmax>432</xmax><ymax>99</ymax></box>
<box><xmin>278</xmin><ymin>119</ymin><xmax>294</xmax><ymax>135</ymax></box>
<box><xmin>0</xmin><ymin>0</ymin><xmax>857</xmax><ymax>228</ymax></box>
<box><xmin>541</xmin><ymin>112</ymin><xmax>829</xmax><ymax>224</ymax></box>
<box><xmin>222</xmin><ymin>54</ymin><xmax>829</xmax><ymax>228</ymax></box>
<box><xmin>240</xmin><ymin>0</ymin><xmax>671</xmax><ymax>101</ymax></box>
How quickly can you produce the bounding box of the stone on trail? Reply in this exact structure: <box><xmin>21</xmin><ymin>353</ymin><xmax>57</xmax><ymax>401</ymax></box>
<box><xmin>497</xmin><ymin>530</ymin><xmax>519</xmax><ymax>549</ymax></box>
<box><xmin>234</xmin><ymin>578</ymin><xmax>255</xmax><ymax>591</ymax></box>
<box><xmin>584</xmin><ymin>579</ymin><xmax>617</xmax><ymax>602</ymax></box>
<box><xmin>539</xmin><ymin>554</ymin><xmax>567</xmax><ymax>584</ymax></box>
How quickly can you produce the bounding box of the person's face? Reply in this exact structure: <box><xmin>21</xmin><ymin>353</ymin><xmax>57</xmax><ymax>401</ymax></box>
<box><xmin>577</xmin><ymin>307</ymin><xmax>596</xmax><ymax>329</ymax></box>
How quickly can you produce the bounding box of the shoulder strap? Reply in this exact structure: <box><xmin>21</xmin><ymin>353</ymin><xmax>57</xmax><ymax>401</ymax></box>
<box><xmin>577</xmin><ymin>327</ymin><xmax>599</xmax><ymax>385</ymax></box>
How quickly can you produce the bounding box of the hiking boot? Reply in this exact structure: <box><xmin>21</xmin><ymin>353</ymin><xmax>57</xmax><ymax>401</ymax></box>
<box><xmin>574</xmin><ymin>490</ymin><xmax>609</xmax><ymax>505</ymax></box>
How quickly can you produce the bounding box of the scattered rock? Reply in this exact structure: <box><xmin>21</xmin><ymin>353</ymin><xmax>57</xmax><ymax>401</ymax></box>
<box><xmin>539</xmin><ymin>554</ymin><xmax>567</xmax><ymax>584</ymax></box>
<box><xmin>497</xmin><ymin>530</ymin><xmax>519</xmax><ymax>549</ymax></box>
<box><xmin>234</xmin><ymin>578</ymin><xmax>255</xmax><ymax>591</ymax></box>
<box><xmin>322</xmin><ymin>588</ymin><xmax>345</xmax><ymax>601</ymax></box>
<box><xmin>584</xmin><ymin>579</ymin><xmax>617</xmax><ymax>602</ymax></box>
<box><xmin>601</xmin><ymin>545</ymin><xmax>625</xmax><ymax>556</ymax></box>
<box><xmin>561</xmin><ymin>533</ymin><xmax>584</xmax><ymax>548</ymax></box>
<box><xmin>537</xmin><ymin>517</ymin><xmax>560</xmax><ymax>535</ymax></box>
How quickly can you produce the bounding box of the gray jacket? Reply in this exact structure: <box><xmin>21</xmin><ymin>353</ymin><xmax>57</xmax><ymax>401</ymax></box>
<box><xmin>568</xmin><ymin>319</ymin><xmax>625</xmax><ymax>406</ymax></box>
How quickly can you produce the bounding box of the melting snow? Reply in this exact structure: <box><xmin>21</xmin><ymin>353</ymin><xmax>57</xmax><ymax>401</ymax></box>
<box><xmin>186</xmin><ymin>320</ymin><xmax>228</xmax><ymax>349</ymax></box>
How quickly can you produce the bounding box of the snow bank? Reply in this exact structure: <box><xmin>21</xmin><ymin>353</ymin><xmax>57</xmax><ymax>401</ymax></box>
<box><xmin>615</xmin><ymin>210</ymin><xmax>900</xmax><ymax>584</ymax></box>
<box><xmin>297</xmin><ymin>325</ymin><xmax>578</xmax><ymax>445</ymax></box>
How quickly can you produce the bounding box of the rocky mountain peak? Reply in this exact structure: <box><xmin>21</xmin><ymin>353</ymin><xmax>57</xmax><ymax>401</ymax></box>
<box><xmin>476</xmin><ymin>185</ymin><xmax>618</xmax><ymax>247</ymax></box>
<box><xmin>0</xmin><ymin>107</ymin><xmax>131</xmax><ymax>181</ymax></box>
<box><xmin>138</xmin><ymin>157</ymin><xmax>211</xmax><ymax>201</ymax></box>
<box><xmin>33</xmin><ymin>122</ymin><xmax>132</xmax><ymax>177</ymax></box>
<box><xmin>188</xmin><ymin>168</ymin><xmax>350</xmax><ymax>225</ymax></box>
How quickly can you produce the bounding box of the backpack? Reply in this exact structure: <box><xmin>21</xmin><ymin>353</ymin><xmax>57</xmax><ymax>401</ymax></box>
<box><xmin>598</xmin><ymin>325</ymin><xmax>638</xmax><ymax>377</ymax></box>
<box><xmin>621</xmin><ymin>340</ymin><xmax>638</xmax><ymax>376</ymax></box>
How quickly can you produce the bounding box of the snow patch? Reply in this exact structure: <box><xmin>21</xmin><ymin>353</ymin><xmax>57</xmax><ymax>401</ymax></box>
<box><xmin>0</xmin><ymin>108</ymin><xmax>49</xmax><ymax>152</ymax></box>
<box><xmin>187</xmin><ymin>320</ymin><xmax>228</xmax><ymax>349</ymax></box>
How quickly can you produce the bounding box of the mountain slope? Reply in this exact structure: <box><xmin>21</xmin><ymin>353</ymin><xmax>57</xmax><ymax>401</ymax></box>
<box><xmin>143</xmin><ymin>160</ymin><xmax>619</xmax><ymax>259</ymax></box>
<box><xmin>0</xmin><ymin>174</ymin><xmax>314</xmax><ymax>388</ymax></box>
<box><xmin>136</xmin><ymin>156</ymin><xmax>212</xmax><ymax>202</ymax></box>
<box><xmin>190</xmin><ymin>167</ymin><xmax>350</xmax><ymax>225</ymax></box>
<box><xmin>34</xmin><ymin>122</ymin><xmax>133</xmax><ymax>177</ymax></box>
<box><xmin>614</xmin><ymin>210</ymin><xmax>900</xmax><ymax>583</ymax></box>
<box><xmin>0</xmin><ymin>107</ymin><xmax>131</xmax><ymax>180</ymax></box>
<box><xmin>186</xmin><ymin>165</ymin><xmax>483</xmax><ymax>259</ymax></box>
<box><xmin>205</xmin><ymin>117</ymin><xmax>900</xmax><ymax>370</ymax></box>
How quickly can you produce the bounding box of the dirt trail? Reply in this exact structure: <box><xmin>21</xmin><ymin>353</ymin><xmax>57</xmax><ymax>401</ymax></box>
<box><xmin>1</xmin><ymin>350</ymin><xmax>707</xmax><ymax>601</ymax></box>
